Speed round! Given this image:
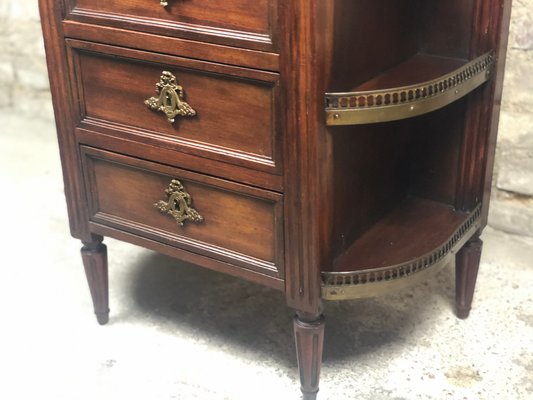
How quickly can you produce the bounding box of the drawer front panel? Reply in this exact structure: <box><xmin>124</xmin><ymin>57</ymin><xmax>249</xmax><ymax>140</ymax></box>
<box><xmin>82</xmin><ymin>147</ymin><xmax>284</xmax><ymax>277</ymax></box>
<box><xmin>69</xmin><ymin>40</ymin><xmax>281</xmax><ymax>174</ymax></box>
<box><xmin>66</xmin><ymin>0</ymin><xmax>278</xmax><ymax>51</ymax></box>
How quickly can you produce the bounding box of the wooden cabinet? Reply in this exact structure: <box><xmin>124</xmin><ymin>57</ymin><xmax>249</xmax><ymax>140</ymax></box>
<box><xmin>40</xmin><ymin>1</ymin><xmax>512</xmax><ymax>398</ymax></box>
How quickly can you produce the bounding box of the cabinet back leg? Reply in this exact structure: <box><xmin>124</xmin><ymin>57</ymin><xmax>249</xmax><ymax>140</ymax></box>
<box><xmin>455</xmin><ymin>237</ymin><xmax>483</xmax><ymax>319</ymax></box>
<box><xmin>81</xmin><ymin>239</ymin><xmax>109</xmax><ymax>325</ymax></box>
<box><xmin>293</xmin><ymin>312</ymin><xmax>325</xmax><ymax>400</ymax></box>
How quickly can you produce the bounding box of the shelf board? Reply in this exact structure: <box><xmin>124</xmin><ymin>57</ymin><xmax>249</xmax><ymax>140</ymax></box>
<box><xmin>334</xmin><ymin>197</ymin><xmax>466</xmax><ymax>271</ymax></box>
<box><xmin>325</xmin><ymin>52</ymin><xmax>494</xmax><ymax>126</ymax></box>
<box><xmin>355</xmin><ymin>54</ymin><xmax>466</xmax><ymax>92</ymax></box>
<box><xmin>322</xmin><ymin>198</ymin><xmax>482</xmax><ymax>301</ymax></box>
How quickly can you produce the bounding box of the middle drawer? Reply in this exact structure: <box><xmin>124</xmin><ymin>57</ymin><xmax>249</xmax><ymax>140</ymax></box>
<box><xmin>67</xmin><ymin>39</ymin><xmax>282</xmax><ymax>175</ymax></box>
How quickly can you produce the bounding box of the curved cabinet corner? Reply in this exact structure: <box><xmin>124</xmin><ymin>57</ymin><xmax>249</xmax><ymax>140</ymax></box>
<box><xmin>325</xmin><ymin>52</ymin><xmax>494</xmax><ymax>126</ymax></box>
<box><xmin>321</xmin><ymin>200</ymin><xmax>482</xmax><ymax>301</ymax></box>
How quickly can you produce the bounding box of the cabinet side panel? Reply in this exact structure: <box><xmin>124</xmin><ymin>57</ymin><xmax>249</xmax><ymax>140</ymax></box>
<box><xmin>420</xmin><ymin>0</ymin><xmax>475</xmax><ymax>59</ymax></box>
<box><xmin>328</xmin><ymin>0</ymin><xmax>420</xmax><ymax>91</ymax></box>
<box><xmin>39</xmin><ymin>0</ymin><xmax>92</xmax><ymax>241</ymax></box>
<box><xmin>328</xmin><ymin>123</ymin><xmax>412</xmax><ymax>261</ymax></box>
<box><xmin>410</xmin><ymin>100</ymin><xmax>467</xmax><ymax>205</ymax></box>
<box><xmin>455</xmin><ymin>0</ymin><xmax>512</xmax><ymax>218</ymax></box>
<box><xmin>478</xmin><ymin>0</ymin><xmax>513</xmax><ymax>226</ymax></box>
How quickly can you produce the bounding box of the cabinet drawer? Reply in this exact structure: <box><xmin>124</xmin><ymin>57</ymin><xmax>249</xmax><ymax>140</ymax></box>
<box><xmin>68</xmin><ymin>40</ymin><xmax>281</xmax><ymax>174</ymax></box>
<box><xmin>82</xmin><ymin>146</ymin><xmax>284</xmax><ymax>278</ymax></box>
<box><xmin>65</xmin><ymin>0</ymin><xmax>278</xmax><ymax>52</ymax></box>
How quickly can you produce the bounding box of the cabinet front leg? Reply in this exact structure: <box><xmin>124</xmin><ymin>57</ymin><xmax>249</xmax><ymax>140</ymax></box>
<box><xmin>81</xmin><ymin>237</ymin><xmax>109</xmax><ymax>325</ymax></box>
<box><xmin>455</xmin><ymin>237</ymin><xmax>483</xmax><ymax>319</ymax></box>
<box><xmin>293</xmin><ymin>312</ymin><xmax>325</xmax><ymax>400</ymax></box>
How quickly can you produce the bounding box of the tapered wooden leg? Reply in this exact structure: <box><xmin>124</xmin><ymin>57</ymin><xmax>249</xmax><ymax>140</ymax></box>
<box><xmin>455</xmin><ymin>237</ymin><xmax>483</xmax><ymax>319</ymax></box>
<box><xmin>81</xmin><ymin>237</ymin><xmax>109</xmax><ymax>325</ymax></box>
<box><xmin>294</xmin><ymin>312</ymin><xmax>325</xmax><ymax>400</ymax></box>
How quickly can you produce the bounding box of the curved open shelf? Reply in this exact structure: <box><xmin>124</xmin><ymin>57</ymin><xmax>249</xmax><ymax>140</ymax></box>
<box><xmin>325</xmin><ymin>52</ymin><xmax>494</xmax><ymax>126</ymax></box>
<box><xmin>321</xmin><ymin>199</ymin><xmax>482</xmax><ymax>301</ymax></box>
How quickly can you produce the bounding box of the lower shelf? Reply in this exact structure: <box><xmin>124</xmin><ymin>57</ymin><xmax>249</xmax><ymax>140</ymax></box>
<box><xmin>321</xmin><ymin>198</ymin><xmax>482</xmax><ymax>300</ymax></box>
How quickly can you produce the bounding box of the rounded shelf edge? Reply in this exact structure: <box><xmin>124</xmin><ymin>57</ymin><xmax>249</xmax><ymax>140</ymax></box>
<box><xmin>321</xmin><ymin>204</ymin><xmax>482</xmax><ymax>301</ymax></box>
<box><xmin>325</xmin><ymin>52</ymin><xmax>494</xmax><ymax>126</ymax></box>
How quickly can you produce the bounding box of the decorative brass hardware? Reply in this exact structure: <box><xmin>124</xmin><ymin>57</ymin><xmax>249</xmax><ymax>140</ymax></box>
<box><xmin>160</xmin><ymin>0</ymin><xmax>169</xmax><ymax>7</ymax></box>
<box><xmin>154</xmin><ymin>179</ymin><xmax>203</xmax><ymax>227</ymax></box>
<box><xmin>145</xmin><ymin>71</ymin><xmax>196</xmax><ymax>123</ymax></box>
<box><xmin>321</xmin><ymin>204</ymin><xmax>482</xmax><ymax>301</ymax></box>
<box><xmin>325</xmin><ymin>52</ymin><xmax>495</xmax><ymax>126</ymax></box>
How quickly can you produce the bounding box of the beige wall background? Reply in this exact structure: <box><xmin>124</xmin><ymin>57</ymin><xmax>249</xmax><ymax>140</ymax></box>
<box><xmin>1</xmin><ymin>0</ymin><xmax>532</xmax><ymax>237</ymax></box>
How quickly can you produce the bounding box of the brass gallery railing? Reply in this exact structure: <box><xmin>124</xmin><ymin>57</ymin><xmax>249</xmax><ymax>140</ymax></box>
<box><xmin>325</xmin><ymin>52</ymin><xmax>494</xmax><ymax>126</ymax></box>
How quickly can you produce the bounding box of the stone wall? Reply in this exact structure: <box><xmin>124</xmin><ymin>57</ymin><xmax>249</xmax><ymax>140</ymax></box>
<box><xmin>490</xmin><ymin>0</ymin><xmax>533</xmax><ymax>237</ymax></box>
<box><xmin>0</xmin><ymin>1</ymin><xmax>52</xmax><ymax>119</ymax></box>
<box><xmin>1</xmin><ymin>1</ymin><xmax>532</xmax><ymax>237</ymax></box>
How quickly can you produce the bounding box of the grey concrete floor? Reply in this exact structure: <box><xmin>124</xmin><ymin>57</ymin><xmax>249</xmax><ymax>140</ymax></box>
<box><xmin>1</xmin><ymin>110</ymin><xmax>532</xmax><ymax>400</ymax></box>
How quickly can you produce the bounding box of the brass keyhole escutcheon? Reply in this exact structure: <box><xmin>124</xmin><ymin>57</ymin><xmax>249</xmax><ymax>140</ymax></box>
<box><xmin>145</xmin><ymin>71</ymin><xmax>197</xmax><ymax>123</ymax></box>
<box><xmin>154</xmin><ymin>179</ymin><xmax>203</xmax><ymax>227</ymax></box>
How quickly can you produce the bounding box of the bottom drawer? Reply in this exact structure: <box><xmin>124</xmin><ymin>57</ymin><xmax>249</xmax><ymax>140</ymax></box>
<box><xmin>81</xmin><ymin>146</ymin><xmax>284</xmax><ymax>278</ymax></box>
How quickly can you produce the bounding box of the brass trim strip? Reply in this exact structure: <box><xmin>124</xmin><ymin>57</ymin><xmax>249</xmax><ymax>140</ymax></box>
<box><xmin>325</xmin><ymin>52</ymin><xmax>494</xmax><ymax>126</ymax></box>
<box><xmin>321</xmin><ymin>204</ymin><xmax>482</xmax><ymax>300</ymax></box>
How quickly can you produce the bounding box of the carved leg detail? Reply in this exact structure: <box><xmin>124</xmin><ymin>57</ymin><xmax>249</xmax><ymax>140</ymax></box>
<box><xmin>294</xmin><ymin>312</ymin><xmax>325</xmax><ymax>400</ymax></box>
<box><xmin>455</xmin><ymin>237</ymin><xmax>483</xmax><ymax>319</ymax></box>
<box><xmin>81</xmin><ymin>238</ymin><xmax>109</xmax><ymax>325</ymax></box>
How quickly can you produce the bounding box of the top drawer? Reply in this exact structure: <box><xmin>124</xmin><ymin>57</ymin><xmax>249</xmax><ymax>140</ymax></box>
<box><xmin>64</xmin><ymin>0</ymin><xmax>279</xmax><ymax>52</ymax></box>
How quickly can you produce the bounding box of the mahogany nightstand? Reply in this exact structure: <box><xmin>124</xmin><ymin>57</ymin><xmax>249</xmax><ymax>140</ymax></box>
<box><xmin>40</xmin><ymin>1</ymin><xmax>512</xmax><ymax>398</ymax></box>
